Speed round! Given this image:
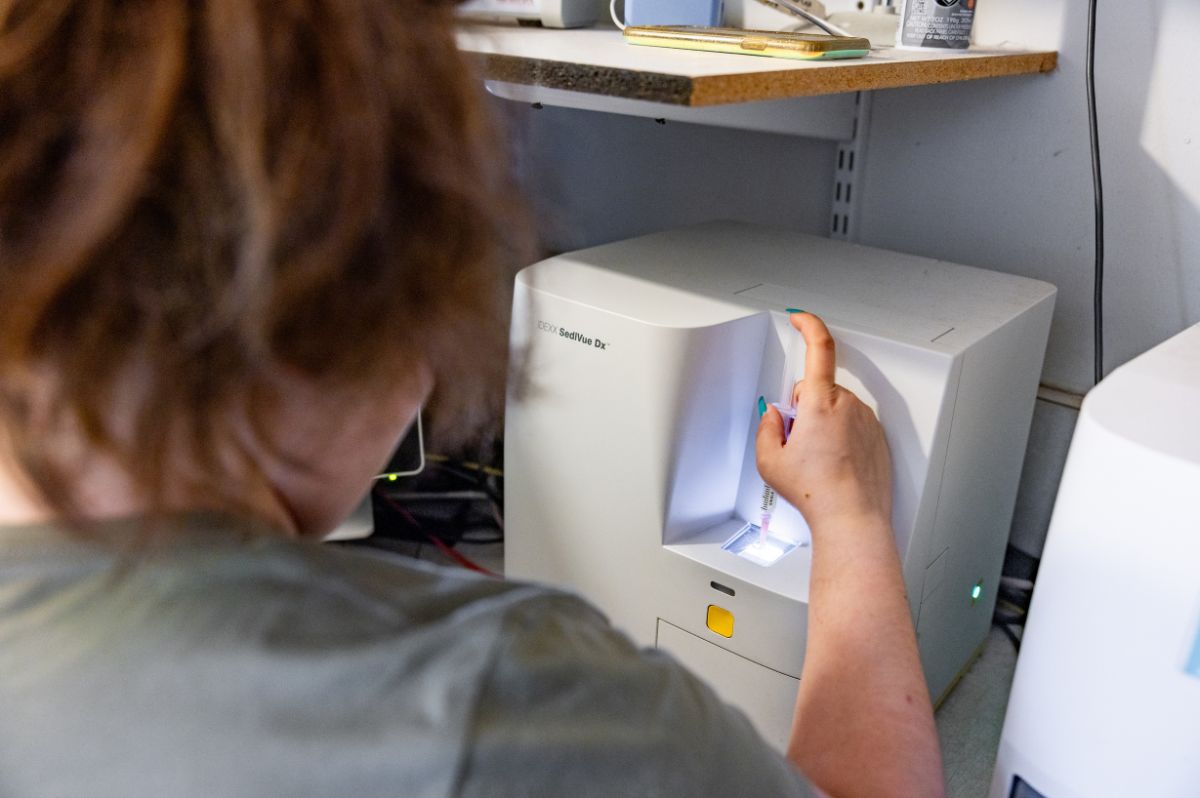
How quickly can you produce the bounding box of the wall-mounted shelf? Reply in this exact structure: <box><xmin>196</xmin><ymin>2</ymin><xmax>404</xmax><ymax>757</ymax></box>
<box><xmin>459</xmin><ymin>24</ymin><xmax>1057</xmax><ymax>108</ymax></box>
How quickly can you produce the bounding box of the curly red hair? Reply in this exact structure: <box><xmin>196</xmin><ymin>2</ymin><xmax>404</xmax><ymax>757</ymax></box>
<box><xmin>0</xmin><ymin>0</ymin><xmax>524</xmax><ymax>519</ymax></box>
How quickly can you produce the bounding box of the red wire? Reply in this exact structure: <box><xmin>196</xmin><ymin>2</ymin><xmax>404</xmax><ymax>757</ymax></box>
<box><xmin>420</xmin><ymin>530</ymin><xmax>499</xmax><ymax>577</ymax></box>
<box><xmin>373</xmin><ymin>489</ymin><xmax>500</xmax><ymax>578</ymax></box>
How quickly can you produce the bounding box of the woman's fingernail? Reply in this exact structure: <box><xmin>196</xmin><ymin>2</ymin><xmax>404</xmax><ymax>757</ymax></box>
<box><xmin>757</xmin><ymin>396</ymin><xmax>767</xmax><ymax>417</ymax></box>
<box><xmin>786</xmin><ymin>308</ymin><xmax>805</xmax><ymax>314</ymax></box>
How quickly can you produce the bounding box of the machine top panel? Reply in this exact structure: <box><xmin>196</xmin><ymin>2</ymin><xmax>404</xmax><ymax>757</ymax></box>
<box><xmin>519</xmin><ymin>221</ymin><xmax>1057</xmax><ymax>352</ymax></box>
<box><xmin>1086</xmin><ymin>323</ymin><xmax>1200</xmax><ymax>467</ymax></box>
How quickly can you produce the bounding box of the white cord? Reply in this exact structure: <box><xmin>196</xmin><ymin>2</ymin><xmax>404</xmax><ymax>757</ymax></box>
<box><xmin>610</xmin><ymin>0</ymin><xmax>626</xmax><ymax>30</ymax></box>
<box><xmin>755</xmin><ymin>0</ymin><xmax>853</xmax><ymax>37</ymax></box>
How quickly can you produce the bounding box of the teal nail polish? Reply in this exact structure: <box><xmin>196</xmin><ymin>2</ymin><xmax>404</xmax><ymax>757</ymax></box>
<box><xmin>757</xmin><ymin>396</ymin><xmax>767</xmax><ymax>417</ymax></box>
<box><xmin>786</xmin><ymin>308</ymin><xmax>805</xmax><ymax>314</ymax></box>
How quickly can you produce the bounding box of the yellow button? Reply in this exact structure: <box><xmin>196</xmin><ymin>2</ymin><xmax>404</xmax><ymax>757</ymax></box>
<box><xmin>706</xmin><ymin>605</ymin><xmax>734</xmax><ymax>638</ymax></box>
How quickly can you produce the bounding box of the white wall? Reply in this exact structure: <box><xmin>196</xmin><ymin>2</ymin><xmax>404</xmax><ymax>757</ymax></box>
<box><xmin>859</xmin><ymin>0</ymin><xmax>1200</xmax><ymax>394</ymax></box>
<box><xmin>507</xmin><ymin>103</ymin><xmax>837</xmax><ymax>252</ymax></box>
<box><xmin>508</xmin><ymin>0</ymin><xmax>1200</xmax><ymax>557</ymax></box>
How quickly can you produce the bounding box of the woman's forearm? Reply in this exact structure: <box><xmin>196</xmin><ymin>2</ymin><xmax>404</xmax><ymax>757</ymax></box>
<box><xmin>786</xmin><ymin>515</ymin><xmax>944</xmax><ymax>798</ymax></box>
<box><xmin>755</xmin><ymin>312</ymin><xmax>943</xmax><ymax>797</ymax></box>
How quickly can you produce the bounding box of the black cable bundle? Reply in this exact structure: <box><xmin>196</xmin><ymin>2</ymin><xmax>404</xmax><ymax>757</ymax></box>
<box><xmin>993</xmin><ymin>576</ymin><xmax>1035</xmax><ymax>652</ymax></box>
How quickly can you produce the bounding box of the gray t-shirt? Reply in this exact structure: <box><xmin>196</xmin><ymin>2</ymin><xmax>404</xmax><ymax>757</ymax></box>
<box><xmin>0</xmin><ymin>514</ymin><xmax>810</xmax><ymax>797</ymax></box>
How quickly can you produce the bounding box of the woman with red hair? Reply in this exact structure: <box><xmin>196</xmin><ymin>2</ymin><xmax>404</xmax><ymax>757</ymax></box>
<box><xmin>0</xmin><ymin>2</ymin><xmax>940</xmax><ymax>795</ymax></box>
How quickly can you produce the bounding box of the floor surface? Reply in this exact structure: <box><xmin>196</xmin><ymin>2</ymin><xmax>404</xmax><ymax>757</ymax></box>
<box><xmin>935</xmin><ymin>627</ymin><xmax>1019</xmax><ymax>798</ymax></box>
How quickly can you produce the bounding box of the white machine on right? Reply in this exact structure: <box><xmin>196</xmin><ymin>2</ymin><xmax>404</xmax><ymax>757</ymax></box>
<box><xmin>991</xmin><ymin>323</ymin><xmax>1200</xmax><ymax>798</ymax></box>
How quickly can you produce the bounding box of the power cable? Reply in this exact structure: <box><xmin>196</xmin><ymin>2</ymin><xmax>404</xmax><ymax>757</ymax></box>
<box><xmin>1085</xmin><ymin>0</ymin><xmax>1105</xmax><ymax>385</ymax></box>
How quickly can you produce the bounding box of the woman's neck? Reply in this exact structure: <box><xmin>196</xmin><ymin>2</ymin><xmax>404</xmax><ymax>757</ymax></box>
<box><xmin>0</xmin><ymin>438</ymin><xmax>296</xmax><ymax>534</ymax></box>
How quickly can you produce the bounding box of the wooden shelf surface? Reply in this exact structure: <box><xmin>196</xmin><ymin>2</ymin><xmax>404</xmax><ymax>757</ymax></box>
<box><xmin>459</xmin><ymin>25</ymin><xmax>1057</xmax><ymax>107</ymax></box>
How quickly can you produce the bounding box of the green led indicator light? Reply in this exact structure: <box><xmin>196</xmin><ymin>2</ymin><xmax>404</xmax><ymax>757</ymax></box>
<box><xmin>970</xmin><ymin>581</ymin><xmax>983</xmax><ymax>603</ymax></box>
<box><xmin>387</xmin><ymin>474</ymin><xmax>398</xmax><ymax>482</ymax></box>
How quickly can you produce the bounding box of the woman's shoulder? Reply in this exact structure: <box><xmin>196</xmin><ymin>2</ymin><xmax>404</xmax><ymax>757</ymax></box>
<box><xmin>2</xmin><ymin>517</ymin><xmax>808</xmax><ymax>797</ymax></box>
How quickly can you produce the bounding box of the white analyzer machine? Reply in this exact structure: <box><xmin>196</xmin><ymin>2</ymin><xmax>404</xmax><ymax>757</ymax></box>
<box><xmin>505</xmin><ymin>222</ymin><xmax>1056</xmax><ymax>750</ymax></box>
<box><xmin>990</xmin><ymin>323</ymin><xmax>1200</xmax><ymax>798</ymax></box>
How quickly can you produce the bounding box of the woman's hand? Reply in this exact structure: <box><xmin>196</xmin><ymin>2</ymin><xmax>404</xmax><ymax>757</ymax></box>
<box><xmin>755</xmin><ymin>312</ymin><xmax>892</xmax><ymax>537</ymax></box>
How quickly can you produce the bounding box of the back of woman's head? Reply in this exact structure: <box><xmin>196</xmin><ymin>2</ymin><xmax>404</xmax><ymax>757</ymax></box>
<box><xmin>0</xmin><ymin>0</ymin><xmax>520</xmax><ymax>518</ymax></box>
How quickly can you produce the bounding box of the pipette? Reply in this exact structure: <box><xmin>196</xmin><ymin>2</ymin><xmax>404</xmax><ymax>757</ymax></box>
<box><xmin>758</xmin><ymin>318</ymin><xmax>804</xmax><ymax>543</ymax></box>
